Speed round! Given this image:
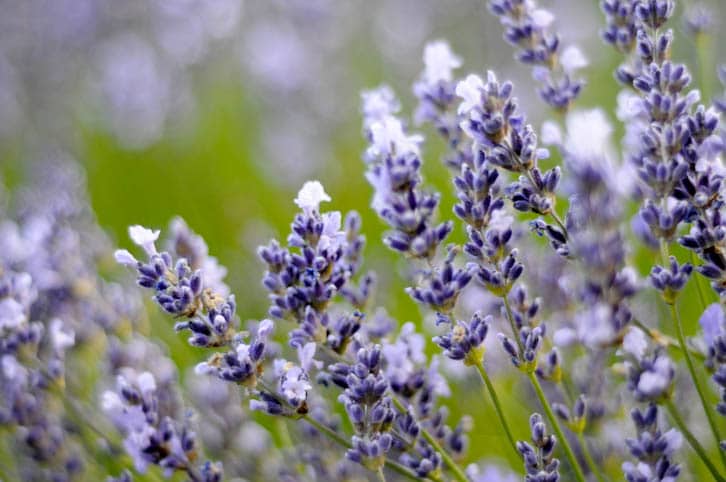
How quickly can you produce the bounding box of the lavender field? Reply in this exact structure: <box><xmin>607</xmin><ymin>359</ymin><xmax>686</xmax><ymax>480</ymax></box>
<box><xmin>1</xmin><ymin>0</ymin><xmax>726</xmax><ymax>481</ymax></box>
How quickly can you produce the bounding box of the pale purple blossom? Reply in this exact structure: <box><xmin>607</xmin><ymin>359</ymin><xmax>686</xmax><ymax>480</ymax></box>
<box><xmin>294</xmin><ymin>181</ymin><xmax>332</xmax><ymax>214</ymax></box>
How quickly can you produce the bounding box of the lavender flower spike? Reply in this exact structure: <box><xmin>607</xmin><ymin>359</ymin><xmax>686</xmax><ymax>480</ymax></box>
<box><xmin>362</xmin><ymin>87</ymin><xmax>452</xmax><ymax>259</ymax></box>
<box><xmin>488</xmin><ymin>0</ymin><xmax>586</xmax><ymax>110</ymax></box>
<box><xmin>103</xmin><ymin>369</ymin><xmax>222</xmax><ymax>481</ymax></box>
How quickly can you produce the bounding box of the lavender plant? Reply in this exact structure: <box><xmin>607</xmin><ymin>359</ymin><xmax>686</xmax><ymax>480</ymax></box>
<box><xmin>3</xmin><ymin>1</ymin><xmax>726</xmax><ymax>481</ymax></box>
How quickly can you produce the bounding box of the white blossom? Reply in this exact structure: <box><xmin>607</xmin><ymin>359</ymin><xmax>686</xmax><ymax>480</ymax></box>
<box><xmin>49</xmin><ymin>318</ymin><xmax>75</xmax><ymax>353</ymax></box>
<box><xmin>361</xmin><ymin>86</ymin><xmax>400</xmax><ymax>127</ymax></box>
<box><xmin>637</xmin><ymin>356</ymin><xmax>673</xmax><ymax>398</ymax></box>
<box><xmin>422</xmin><ymin>40</ymin><xmax>462</xmax><ymax>84</ymax></box>
<box><xmin>128</xmin><ymin>225</ymin><xmax>160</xmax><ymax>255</ymax></box>
<box><xmin>622</xmin><ymin>328</ymin><xmax>648</xmax><ymax>360</ymax></box>
<box><xmin>699</xmin><ymin>302</ymin><xmax>724</xmax><ymax>346</ymax></box>
<box><xmin>455</xmin><ymin>74</ymin><xmax>484</xmax><ymax>114</ymax></box>
<box><xmin>368</xmin><ymin>116</ymin><xmax>423</xmax><ymax>158</ymax></box>
<box><xmin>294</xmin><ymin>181</ymin><xmax>331</xmax><ymax>214</ymax></box>
<box><xmin>0</xmin><ymin>298</ymin><xmax>26</xmax><ymax>330</ymax></box>
<box><xmin>560</xmin><ymin>46</ymin><xmax>588</xmax><ymax>73</ymax></box>
<box><xmin>280</xmin><ymin>365</ymin><xmax>311</xmax><ymax>402</ymax></box>
<box><xmin>531</xmin><ymin>8</ymin><xmax>555</xmax><ymax>28</ymax></box>
<box><xmin>114</xmin><ymin>249</ymin><xmax>138</xmax><ymax>266</ymax></box>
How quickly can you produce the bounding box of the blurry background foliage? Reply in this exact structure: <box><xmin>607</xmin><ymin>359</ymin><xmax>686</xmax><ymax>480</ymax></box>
<box><xmin>0</xmin><ymin>0</ymin><xmax>725</xmax><ymax>478</ymax></box>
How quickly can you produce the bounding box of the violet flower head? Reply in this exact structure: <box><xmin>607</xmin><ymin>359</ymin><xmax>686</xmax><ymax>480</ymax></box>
<box><xmin>622</xmin><ymin>404</ymin><xmax>681</xmax><ymax>482</ymax></box>
<box><xmin>621</xmin><ymin>328</ymin><xmax>675</xmax><ymax>402</ymax></box>
<box><xmin>103</xmin><ymin>369</ymin><xmax>222</xmax><ymax>480</ymax></box>
<box><xmin>517</xmin><ymin>413</ymin><xmax>560</xmax><ymax>482</ymax></box>
<box><xmin>413</xmin><ymin>41</ymin><xmax>472</xmax><ymax>170</ymax></box>
<box><xmin>362</xmin><ymin>88</ymin><xmax>452</xmax><ymax>260</ymax></box>
<box><xmin>433</xmin><ymin>311</ymin><xmax>490</xmax><ymax>366</ymax></box>
<box><xmin>488</xmin><ymin>0</ymin><xmax>586</xmax><ymax>110</ymax></box>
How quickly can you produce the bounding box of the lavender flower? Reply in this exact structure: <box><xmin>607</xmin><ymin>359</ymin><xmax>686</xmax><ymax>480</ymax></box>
<box><xmin>331</xmin><ymin>345</ymin><xmax>395</xmax><ymax>471</ymax></box>
<box><xmin>258</xmin><ymin>182</ymin><xmax>364</xmax><ymax>326</ymax></box>
<box><xmin>621</xmin><ymin>328</ymin><xmax>675</xmax><ymax>402</ymax></box>
<box><xmin>649</xmin><ymin>257</ymin><xmax>693</xmax><ymax>305</ymax></box>
<box><xmin>406</xmin><ymin>247</ymin><xmax>473</xmax><ymax>313</ymax></box>
<box><xmin>103</xmin><ymin>369</ymin><xmax>222</xmax><ymax>480</ymax></box>
<box><xmin>543</xmin><ymin>109</ymin><xmax>638</xmax><ymax>347</ymax></box>
<box><xmin>517</xmin><ymin>413</ymin><xmax>560</xmax><ymax>481</ymax></box>
<box><xmin>622</xmin><ymin>404</ymin><xmax>681</xmax><ymax>482</ymax></box>
<box><xmin>487</xmin><ymin>0</ymin><xmax>586</xmax><ymax>110</ymax></box>
<box><xmin>362</xmin><ymin>87</ymin><xmax>453</xmax><ymax>259</ymax></box>
<box><xmin>601</xmin><ymin>0</ymin><xmax>639</xmax><ymax>54</ymax></box>
<box><xmin>434</xmin><ymin>311</ymin><xmax>490</xmax><ymax>366</ymax></box>
<box><xmin>194</xmin><ymin>319</ymin><xmax>273</xmax><ymax>387</ymax></box>
<box><xmin>413</xmin><ymin>41</ymin><xmax>472</xmax><ymax>170</ymax></box>
<box><xmin>701</xmin><ymin>304</ymin><xmax>726</xmax><ymax>420</ymax></box>
<box><xmin>456</xmin><ymin>70</ymin><xmax>566</xmax><ymax>248</ymax></box>
<box><xmin>8</xmin><ymin>2</ymin><xmax>726</xmax><ymax>481</ymax></box>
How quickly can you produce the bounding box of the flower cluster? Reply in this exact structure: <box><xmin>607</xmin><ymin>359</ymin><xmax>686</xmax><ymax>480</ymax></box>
<box><xmin>332</xmin><ymin>346</ymin><xmax>395</xmax><ymax>471</ymax></box>
<box><xmin>362</xmin><ymin>87</ymin><xmax>453</xmax><ymax>259</ymax></box>
<box><xmin>487</xmin><ymin>0</ymin><xmax>587</xmax><ymax>110</ymax></box>
<box><xmin>103</xmin><ymin>369</ymin><xmax>222</xmax><ymax>481</ymax></box>
<box><xmin>517</xmin><ymin>413</ymin><xmax>560</xmax><ymax>482</ymax></box>
<box><xmin>621</xmin><ymin>328</ymin><xmax>675</xmax><ymax>402</ymax></box>
<box><xmin>456</xmin><ymin>69</ymin><xmax>567</xmax><ymax>253</ymax></box>
<box><xmin>622</xmin><ymin>404</ymin><xmax>681</xmax><ymax>482</ymax></box>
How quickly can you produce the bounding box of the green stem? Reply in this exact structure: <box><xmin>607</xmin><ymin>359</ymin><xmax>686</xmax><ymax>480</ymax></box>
<box><xmin>185</xmin><ymin>464</ymin><xmax>203</xmax><ymax>482</ymax></box>
<box><xmin>659</xmin><ymin>239</ymin><xmax>669</xmax><ymax>267</ymax></box>
<box><xmin>668</xmin><ymin>303</ymin><xmax>726</xmax><ymax>469</ymax></box>
<box><xmin>690</xmin><ymin>250</ymin><xmax>711</xmax><ymax>308</ymax></box>
<box><xmin>694</xmin><ymin>32</ymin><xmax>712</xmax><ymax>103</ymax></box>
<box><xmin>502</xmin><ymin>296</ymin><xmax>525</xmax><ymax>354</ymax></box>
<box><xmin>376</xmin><ymin>467</ymin><xmax>387</xmax><ymax>482</ymax></box>
<box><xmin>577</xmin><ymin>432</ymin><xmax>606</xmax><ymax>482</ymax></box>
<box><xmin>549</xmin><ymin>210</ymin><xmax>569</xmax><ymax>241</ymax></box>
<box><xmin>631</xmin><ymin>319</ymin><xmax>706</xmax><ymax>361</ymax></box>
<box><xmin>473</xmin><ymin>362</ymin><xmax>519</xmax><ymax>456</ymax></box>
<box><xmin>390</xmin><ymin>397</ymin><xmax>469</xmax><ymax>482</ymax></box>
<box><xmin>276</xmin><ymin>417</ymin><xmax>294</xmax><ymax>449</ymax></box>
<box><xmin>527</xmin><ymin>372</ymin><xmax>587</xmax><ymax>482</ymax></box>
<box><xmin>521</xmin><ymin>168</ymin><xmax>569</xmax><ymax>241</ymax></box>
<box><xmin>302</xmin><ymin>414</ymin><xmax>350</xmax><ymax>447</ymax></box>
<box><xmin>301</xmin><ymin>414</ymin><xmax>425</xmax><ymax>482</ymax></box>
<box><xmin>664</xmin><ymin>399</ymin><xmax>726</xmax><ymax>482</ymax></box>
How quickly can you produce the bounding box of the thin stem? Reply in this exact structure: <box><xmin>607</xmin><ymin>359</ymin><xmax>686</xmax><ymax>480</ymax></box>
<box><xmin>473</xmin><ymin>362</ymin><xmax>518</xmax><ymax>456</ymax></box>
<box><xmin>549</xmin><ymin>210</ymin><xmax>569</xmax><ymax>241</ymax></box>
<box><xmin>694</xmin><ymin>31</ymin><xmax>713</xmax><ymax>104</ymax></box>
<box><xmin>185</xmin><ymin>465</ymin><xmax>203</xmax><ymax>482</ymax></box>
<box><xmin>559</xmin><ymin>375</ymin><xmax>576</xmax><ymax>405</ymax></box>
<box><xmin>390</xmin><ymin>397</ymin><xmax>469</xmax><ymax>482</ymax></box>
<box><xmin>376</xmin><ymin>467</ymin><xmax>387</xmax><ymax>482</ymax></box>
<box><xmin>527</xmin><ymin>372</ymin><xmax>587</xmax><ymax>482</ymax></box>
<box><xmin>668</xmin><ymin>303</ymin><xmax>726</xmax><ymax>469</ymax></box>
<box><xmin>502</xmin><ymin>296</ymin><xmax>525</xmax><ymax>354</ymax></box>
<box><xmin>302</xmin><ymin>414</ymin><xmax>351</xmax><ymax>448</ymax></box>
<box><xmin>301</xmin><ymin>414</ymin><xmax>425</xmax><ymax>482</ymax></box>
<box><xmin>659</xmin><ymin>239</ymin><xmax>669</xmax><ymax>267</ymax></box>
<box><xmin>577</xmin><ymin>432</ymin><xmax>606</xmax><ymax>482</ymax></box>
<box><xmin>522</xmin><ymin>168</ymin><xmax>569</xmax><ymax>241</ymax></box>
<box><xmin>664</xmin><ymin>399</ymin><xmax>726</xmax><ymax>482</ymax></box>
<box><xmin>276</xmin><ymin>417</ymin><xmax>294</xmax><ymax>449</ymax></box>
<box><xmin>631</xmin><ymin>318</ymin><xmax>706</xmax><ymax>361</ymax></box>
<box><xmin>689</xmin><ymin>250</ymin><xmax>711</xmax><ymax>309</ymax></box>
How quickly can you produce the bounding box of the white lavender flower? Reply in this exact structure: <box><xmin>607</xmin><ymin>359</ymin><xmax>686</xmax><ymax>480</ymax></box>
<box><xmin>294</xmin><ymin>180</ymin><xmax>332</xmax><ymax>214</ymax></box>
